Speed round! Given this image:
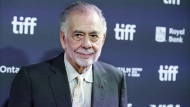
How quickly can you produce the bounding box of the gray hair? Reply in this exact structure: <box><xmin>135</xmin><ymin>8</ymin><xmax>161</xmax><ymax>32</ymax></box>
<box><xmin>59</xmin><ymin>1</ymin><xmax>107</xmax><ymax>35</ymax></box>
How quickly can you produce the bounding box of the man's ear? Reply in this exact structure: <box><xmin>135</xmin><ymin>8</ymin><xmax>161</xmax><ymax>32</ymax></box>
<box><xmin>102</xmin><ymin>33</ymin><xmax>106</xmax><ymax>46</ymax></box>
<box><xmin>60</xmin><ymin>31</ymin><xmax>66</xmax><ymax>50</ymax></box>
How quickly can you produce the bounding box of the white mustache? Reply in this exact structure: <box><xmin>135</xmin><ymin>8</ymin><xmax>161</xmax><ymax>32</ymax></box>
<box><xmin>76</xmin><ymin>48</ymin><xmax>95</xmax><ymax>54</ymax></box>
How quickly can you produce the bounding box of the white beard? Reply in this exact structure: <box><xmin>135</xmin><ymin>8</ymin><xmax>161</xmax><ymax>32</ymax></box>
<box><xmin>65</xmin><ymin>44</ymin><xmax>102</xmax><ymax>67</ymax></box>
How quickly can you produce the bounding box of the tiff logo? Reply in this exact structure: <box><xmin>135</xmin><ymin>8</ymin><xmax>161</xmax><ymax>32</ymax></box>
<box><xmin>150</xmin><ymin>104</ymin><xmax>180</xmax><ymax>107</ymax></box>
<box><xmin>158</xmin><ymin>65</ymin><xmax>178</xmax><ymax>81</ymax></box>
<box><xmin>114</xmin><ymin>23</ymin><xmax>136</xmax><ymax>41</ymax></box>
<box><xmin>163</xmin><ymin>0</ymin><xmax>180</xmax><ymax>5</ymax></box>
<box><xmin>11</xmin><ymin>16</ymin><xmax>37</xmax><ymax>35</ymax></box>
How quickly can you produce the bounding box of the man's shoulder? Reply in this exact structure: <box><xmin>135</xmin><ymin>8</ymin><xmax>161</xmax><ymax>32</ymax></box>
<box><xmin>25</xmin><ymin>52</ymin><xmax>64</xmax><ymax>67</ymax></box>
<box><xmin>94</xmin><ymin>61</ymin><xmax>125</xmax><ymax>83</ymax></box>
<box><xmin>20</xmin><ymin>53</ymin><xmax>63</xmax><ymax>73</ymax></box>
<box><xmin>95</xmin><ymin>61</ymin><xmax>122</xmax><ymax>74</ymax></box>
<box><xmin>96</xmin><ymin>61</ymin><xmax>118</xmax><ymax>70</ymax></box>
<box><xmin>23</xmin><ymin>57</ymin><xmax>54</xmax><ymax>70</ymax></box>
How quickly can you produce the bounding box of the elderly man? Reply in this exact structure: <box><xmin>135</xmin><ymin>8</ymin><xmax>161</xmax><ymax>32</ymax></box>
<box><xmin>8</xmin><ymin>2</ymin><xmax>127</xmax><ymax>107</ymax></box>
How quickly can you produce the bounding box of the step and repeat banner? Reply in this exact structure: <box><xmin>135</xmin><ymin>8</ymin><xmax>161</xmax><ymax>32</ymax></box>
<box><xmin>0</xmin><ymin>0</ymin><xmax>190</xmax><ymax>107</ymax></box>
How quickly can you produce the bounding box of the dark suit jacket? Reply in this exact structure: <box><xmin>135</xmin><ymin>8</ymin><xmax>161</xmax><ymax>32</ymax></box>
<box><xmin>8</xmin><ymin>52</ymin><xmax>127</xmax><ymax>107</ymax></box>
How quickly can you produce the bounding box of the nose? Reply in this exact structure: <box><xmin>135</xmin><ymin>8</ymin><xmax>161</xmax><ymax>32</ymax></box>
<box><xmin>81</xmin><ymin>36</ymin><xmax>92</xmax><ymax>49</ymax></box>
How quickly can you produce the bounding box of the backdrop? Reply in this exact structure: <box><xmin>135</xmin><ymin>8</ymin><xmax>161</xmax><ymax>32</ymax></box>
<box><xmin>0</xmin><ymin>0</ymin><xmax>190</xmax><ymax>107</ymax></box>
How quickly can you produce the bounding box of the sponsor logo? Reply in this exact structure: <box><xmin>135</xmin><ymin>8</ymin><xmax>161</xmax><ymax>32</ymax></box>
<box><xmin>150</xmin><ymin>104</ymin><xmax>180</xmax><ymax>107</ymax></box>
<box><xmin>163</xmin><ymin>0</ymin><xmax>180</xmax><ymax>5</ymax></box>
<box><xmin>155</xmin><ymin>26</ymin><xmax>185</xmax><ymax>43</ymax></box>
<box><xmin>118</xmin><ymin>67</ymin><xmax>142</xmax><ymax>77</ymax></box>
<box><xmin>158</xmin><ymin>65</ymin><xmax>178</xmax><ymax>81</ymax></box>
<box><xmin>12</xmin><ymin>16</ymin><xmax>37</xmax><ymax>35</ymax></box>
<box><xmin>114</xmin><ymin>23</ymin><xmax>136</xmax><ymax>41</ymax></box>
<box><xmin>128</xmin><ymin>103</ymin><xmax>132</xmax><ymax>107</ymax></box>
<box><xmin>155</xmin><ymin>27</ymin><xmax>166</xmax><ymax>42</ymax></box>
<box><xmin>0</xmin><ymin>65</ymin><xmax>20</xmax><ymax>73</ymax></box>
<box><xmin>168</xmin><ymin>28</ymin><xmax>184</xmax><ymax>43</ymax></box>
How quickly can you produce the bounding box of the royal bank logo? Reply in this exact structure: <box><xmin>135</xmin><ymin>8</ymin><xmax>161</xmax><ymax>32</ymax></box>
<box><xmin>150</xmin><ymin>104</ymin><xmax>180</xmax><ymax>107</ymax></box>
<box><xmin>114</xmin><ymin>23</ymin><xmax>136</xmax><ymax>41</ymax></box>
<box><xmin>11</xmin><ymin>16</ymin><xmax>37</xmax><ymax>35</ymax></box>
<box><xmin>158</xmin><ymin>65</ymin><xmax>178</xmax><ymax>81</ymax></box>
<box><xmin>155</xmin><ymin>27</ymin><xmax>166</xmax><ymax>42</ymax></box>
<box><xmin>155</xmin><ymin>26</ymin><xmax>185</xmax><ymax>43</ymax></box>
<box><xmin>163</xmin><ymin>0</ymin><xmax>180</xmax><ymax>5</ymax></box>
<box><xmin>0</xmin><ymin>65</ymin><xmax>20</xmax><ymax>73</ymax></box>
<box><xmin>118</xmin><ymin>67</ymin><xmax>142</xmax><ymax>77</ymax></box>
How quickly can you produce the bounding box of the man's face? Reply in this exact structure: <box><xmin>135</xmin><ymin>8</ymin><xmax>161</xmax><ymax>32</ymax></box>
<box><xmin>60</xmin><ymin>10</ymin><xmax>106</xmax><ymax>68</ymax></box>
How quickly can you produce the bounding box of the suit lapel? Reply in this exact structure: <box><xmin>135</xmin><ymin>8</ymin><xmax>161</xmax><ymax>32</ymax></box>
<box><xmin>48</xmin><ymin>53</ymin><xmax>107</xmax><ymax>107</ymax></box>
<box><xmin>48</xmin><ymin>53</ymin><xmax>72</xmax><ymax>107</ymax></box>
<box><xmin>91</xmin><ymin>61</ymin><xmax>106</xmax><ymax>107</ymax></box>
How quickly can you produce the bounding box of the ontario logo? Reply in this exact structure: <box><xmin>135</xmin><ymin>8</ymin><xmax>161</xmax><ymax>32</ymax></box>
<box><xmin>0</xmin><ymin>65</ymin><xmax>20</xmax><ymax>73</ymax></box>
